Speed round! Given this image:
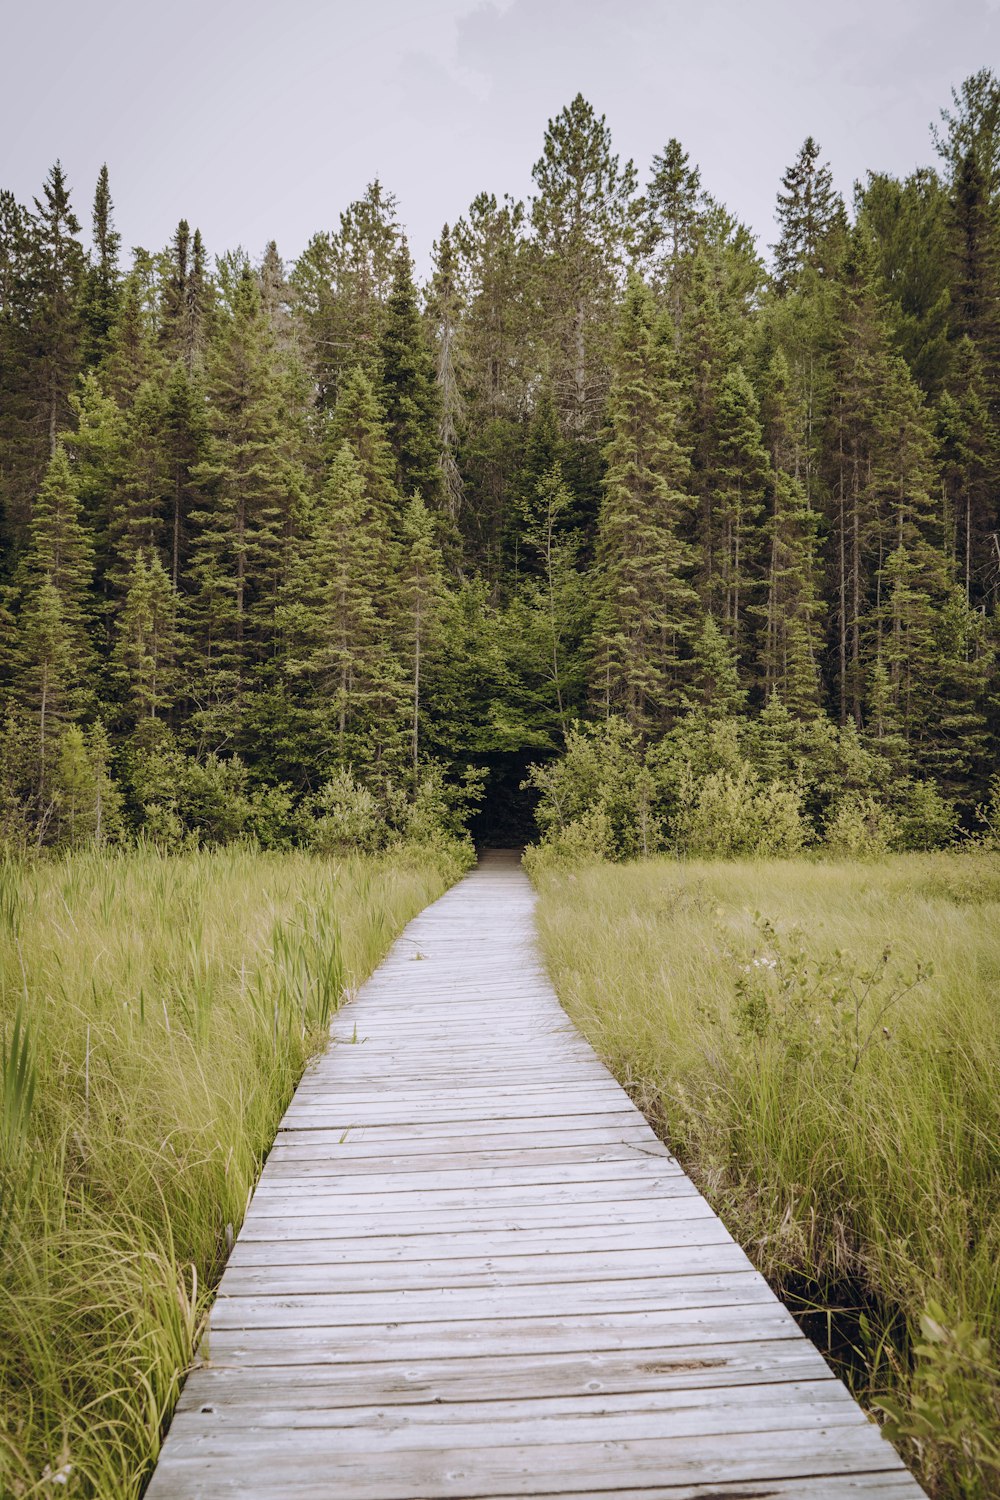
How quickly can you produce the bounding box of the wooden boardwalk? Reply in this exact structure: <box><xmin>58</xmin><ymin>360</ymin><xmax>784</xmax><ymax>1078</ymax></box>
<box><xmin>147</xmin><ymin>850</ymin><xmax>925</xmax><ymax>1499</ymax></box>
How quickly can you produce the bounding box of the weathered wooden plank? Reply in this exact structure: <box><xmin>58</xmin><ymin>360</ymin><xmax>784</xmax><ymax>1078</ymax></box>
<box><xmin>208</xmin><ymin>1270</ymin><xmax>775</xmax><ymax>1330</ymax></box>
<box><xmin>146</xmin><ymin>1425</ymin><xmax>910</xmax><ymax>1499</ymax></box>
<box><xmin>145</xmin><ymin>852</ymin><xmax>925</xmax><ymax>1499</ymax></box>
<box><xmin>159</xmin><ymin>1380</ymin><xmax>866</xmax><ymax>1442</ymax></box>
<box><xmin>238</xmin><ymin>1196</ymin><xmax>720</xmax><ymax>1236</ymax></box>
<box><xmin>218</xmin><ymin>1242</ymin><xmax>755</xmax><ymax>1294</ymax></box>
<box><xmin>229</xmin><ymin>1218</ymin><xmax>735</xmax><ymax>1259</ymax></box>
<box><xmin>172</xmin><ymin>1341</ymin><xmax>836</xmax><ymax>1409</ymax></box>
<box><xmin>200</xmin><ymin>1303</ymin><xmax>809</xmax><ymax>1365</ymax></box>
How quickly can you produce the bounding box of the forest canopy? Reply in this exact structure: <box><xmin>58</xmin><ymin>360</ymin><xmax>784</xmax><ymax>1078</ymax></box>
<box><xmin>2</xmin><ymin>72</ymin><xmax>1000</xmax><ymax>854</ymax></box>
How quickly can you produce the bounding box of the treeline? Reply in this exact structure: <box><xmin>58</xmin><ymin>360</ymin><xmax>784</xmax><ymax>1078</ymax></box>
<box><xmin>1</xmin><ymin>72</ymin><xmax>999</xmax><ymax>852</ymax></box>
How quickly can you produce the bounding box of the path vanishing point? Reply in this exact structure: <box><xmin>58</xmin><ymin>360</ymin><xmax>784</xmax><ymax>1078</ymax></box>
<box><xmin>146</xmin><ymin>850</ymin><xmax>926</xmax><ymax>1499</ymax></box>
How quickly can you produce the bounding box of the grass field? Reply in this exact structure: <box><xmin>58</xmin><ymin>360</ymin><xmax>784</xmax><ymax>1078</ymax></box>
<box><xmin>0</xmin><ymin>844</ymin><xmax>464</xmax><ymax>1499</ymax></box>
<box><xmin>532</xmin><ymin>851</ymin><xmax>1000</xmax><ymax>1500</ymax></box>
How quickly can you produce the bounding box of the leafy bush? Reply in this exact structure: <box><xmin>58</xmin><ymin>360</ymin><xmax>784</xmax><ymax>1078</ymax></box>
<box><xmin>824</xmin><ymin>792</ymin><xmax>901</xmax><ymax>857</ymax></box>
<box><xmin>305</xmin><ymin>770</ymin><xmax>387</xmax><ymax>855</ymax></box>
<box><xmin>302</xmin><ymin>761</ymin><xmax>484</xmax><ymax>859</ymax></box>
<box><xmin>673</xmin><ymin>764</ymin><xmax>808</xmax><ymax>858</ymax></box>
<box><xmin>526</xmin><ymin>707</ymin><xmax>963</xmax><ymax>866</ymax></box>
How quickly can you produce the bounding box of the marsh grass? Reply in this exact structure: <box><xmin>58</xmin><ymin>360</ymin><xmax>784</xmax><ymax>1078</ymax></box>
<box><xmin>532</xmin><ymin>851</ymin><xmax>1000</xmax><ymax>1499</ymax></box>
<box><xmin>0</xmin><ymin>844</ymin><xmax>462</xmax><ymax>1498</ymax></box>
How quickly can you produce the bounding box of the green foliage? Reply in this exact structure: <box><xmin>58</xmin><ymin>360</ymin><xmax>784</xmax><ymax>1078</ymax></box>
<box><xmin>673</xmin><ymin>763</ymin><xmax>808</xmax><ymax>858</ymax></box>
<box><xmin>1</xmin><ymin>84</ymin><xmax>999</xmax><ymax>855</ymax></box>
<box><xmin>879</xmin><ymin>1301</ymin><xmax>1000</xmax><ymax>1495</ymax></box>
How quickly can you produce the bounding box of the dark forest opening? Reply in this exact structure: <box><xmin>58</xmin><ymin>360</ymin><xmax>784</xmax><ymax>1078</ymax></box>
<box><xmin>469</xmin><ymin>750</ymin><xmax>545</xmax><ymax>846</ymax></box>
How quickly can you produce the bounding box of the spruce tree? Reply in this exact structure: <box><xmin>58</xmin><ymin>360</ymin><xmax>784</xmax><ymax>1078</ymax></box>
<box><xmin>753</xmin><ymin>351</ymin><xmax>823</xmax><ymax>714</ymax></box>
<box><xmin>530</xmin><ymin>95</ymin><xmax>639</xmax><ymax>439</ymax></box>
<box><xmin>111</xmin><ymin>550</ymin><xmax>182</xmax><ymax>729</ymax></box>
<box><xmin>426</xmin><ymin>223</ymin><xmax>467</xmax><ymax>524</ymax></box>
<box><xmin>29</xmin><ymin>163</ymin><xmax>85</xmax><ymax>458</ymax></box>
<box><xmin>187</xmin><ymin>268</ymin><xmax>300</xmax><ymax>744</ymax></box>
<box><xmin>80</xmin><ymin>165</ymin><xmax>121</xmax><ymax>368</ymax></box>
<box><xmin>292</xmin><ymin>180</ymin><xmax>401</xmax><ymax>405</ymax></box>
<box><xmin>379</xmin><ymin>242</ymin><xmax>443</xmax><ymax>507</ymax></box>
<box><xmin>591</xmin><ymin>277</ymin><xmax>699</xmax><ymax>732</ymax></box>
<box><xmin>20</xmin><ymin>445</ymin><xmax>94</xmax><ymax>647</ymax></box>
<box><xmin>690</xmin><ymin>613</ymin><xmax>747</xmax><ymax>717</ymax></box>
<box><xmin>711</xmin><ymin>365</ymin><xmax>769</xmax><ymax>648</ymax></box>
<box><xmin>103</xmin><ymin>259</ymin><xmax>157</xmax><ymax>406</ymax></box>
<box><xmin>160</xmin><ymin>221</ymin><xmax>212</xmax><ymax>369</ymax></box>
<box><xmin>13</xmin><ymin>578</ymin><xmax>80</xmax><ymax>809</ymax></box>
<box><xmin>773</xmin><ymin>137</ymin><xmax>847</xmax><ymax>290</ymax></box>
<box><xmin>328</xmin><ymin>366</ymin><xmax>401</xmax><ymax>527</ymax></box>
<box><xmin>281</xmin><ymin>443</ymin><xmax>398</xmax><ymax>766</ymax></box>
<box><xmin>452</xmin><ymin>192</ymin><xmax>532</xmax><ymax>574</ymax></box>
<box><xmin>399</xmin><ymin>495</ymin><xmax>447</xmax><ymax>772</ymax></box>
<box><xmin>643</xmin><ymin>138</ymin><xmax>702</xmax><ymax>323</ymax></box>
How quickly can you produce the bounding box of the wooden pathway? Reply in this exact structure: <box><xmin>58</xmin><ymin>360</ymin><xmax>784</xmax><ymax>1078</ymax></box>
<box><xmin>147</xmin><ymin>850</ymin><xmax>925</xmax><ymax>1499</ymax></box>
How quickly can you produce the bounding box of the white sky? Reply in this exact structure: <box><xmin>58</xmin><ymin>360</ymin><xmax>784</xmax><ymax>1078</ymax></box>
<box><xmin>3</xmin><ymin>0</ymin><xmax>999</xmax><ymax>276</ymax></box>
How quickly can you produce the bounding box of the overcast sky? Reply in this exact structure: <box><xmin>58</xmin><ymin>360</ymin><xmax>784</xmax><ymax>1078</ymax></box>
<box><xmin>3</xmin><ymin>0</ymin><xmax>999</xmax><ymax>277</ymax></box>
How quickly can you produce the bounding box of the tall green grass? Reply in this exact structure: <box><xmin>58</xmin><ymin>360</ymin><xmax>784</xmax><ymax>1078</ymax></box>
<box><xmin>0</xmin><ymin>844</ymin><xmax>463</xmax><ymax>1498</ymax></box>
<box><xmin>532</xmin><ymin>851</ymin><xmax>1000</xmax><ymax>1499</ymax></box>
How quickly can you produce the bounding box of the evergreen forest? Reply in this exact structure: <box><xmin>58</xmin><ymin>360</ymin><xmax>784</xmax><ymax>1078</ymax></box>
<box><xmin>3</xmin><ymin>71</ymin><xmax>1000</xmax><ymax>855</ymax></box>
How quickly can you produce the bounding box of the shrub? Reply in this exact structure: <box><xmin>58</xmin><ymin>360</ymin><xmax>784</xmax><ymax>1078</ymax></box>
<box><xmin>673</xmin><ymin>764</ymin><xmax>808</xmax><ymax>858</ymax></box>
<box><xmin>824</xmin><ymin>792</ymin><xmax>900</xmax><ymax>857</ymax></box>
<box><xmin>304</xmin><ymin>770</ymin><xmax>387</xmax><ymax>855</ymax></box>
<box><xmin>524</xmin><ymin>719</ymin><xmax>662</xmax><ymax>861</ymax></box>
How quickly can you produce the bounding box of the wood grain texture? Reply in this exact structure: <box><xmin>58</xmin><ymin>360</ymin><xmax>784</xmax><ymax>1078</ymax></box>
<box><xmin>146</xmin><ymin>850</ymin><xmax>925</xmax><ymax>1499</ymax></box>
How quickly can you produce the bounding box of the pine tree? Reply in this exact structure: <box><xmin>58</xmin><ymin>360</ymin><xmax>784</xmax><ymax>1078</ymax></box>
<box><xmin>292</xmin><ymin>180</ymin><xmax>401</xmax><ymax>405</ymax></box>
<box><xmin>80</xmin><ymin>165</ymin><xmax>121</xmax><ymax>368</ymax></box>
<box><xmin>643</xmin><ymin>138</ymin><xmax>702</xmax><ymax>323</ymax></box>
<box><xmin>711</xmin><ymin>365</ymin><xmax>769</xmax><ymax>648</ymax></box>
<box><xmin>187</xmin><ymin>268</ymin><xmax>302</xmax><ymax>744</ymax></box>
<box><xmin>773</xmin><ymin>137</ymin><xmax>847</xmax><ymax>290</ymax></box>
<box><xmin>690</xmin><ymin>613</ymin><xmax>747</xmax><ymax>717</ymax></box>
<box><xmin>379</xmin><ymin>242</ymin><xmax>443</xmax><ymax>507</ymax></box>
<box><xmin>111</xmin><ymin>551</ymin><xmax>182</xmax><ymax>728</ymax></box>
<box><xmin>328</xmin><ymin>366</ymin><xmax>401</xmax><ymax>526</ymax></box>
<box><xmin>281</xmin><ymin>443</ymin><xmax>398</xmax><ymax>766</ymax></box>
<box><xmin>426</xmin><ymin>223</ymin><xmax>467</xmax><ymax>524</ymax></box>
<box><xmin>591</xmin><ymin>277</ymin><xmax>699</xmax><ymax>731</ymax></box>
<box><xmin>933</xmin><ymin>69</ymin><xmax>1000</xmax><ymax>202</ymax></box>
<box><xmin>13</xmin><ymin>578</ymin><xmax>80</xmax><ymax>811</ymax></box>
<box><xmin>160</xmin><ymin>221</ymin><xmax>212</xmax><ymax>369</ymax></box>
<box><xmin>399</xmin><ymin>495</ymin><xmax>447</xmax><ymax>772</ymax></box>
<box><xmin>29</xmin><ymin>163</ymin><xmax>85</xmax><ymax>458</ymax></box>
<box><xmin>530</xmin><ymin>95</ymin><xmax>640</xmax><ymax>438</ymax></box>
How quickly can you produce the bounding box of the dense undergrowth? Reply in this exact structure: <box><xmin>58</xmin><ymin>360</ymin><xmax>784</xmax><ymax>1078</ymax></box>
<box><xmin>0</xmin><ymin>843</ymin><xmax>466</xmax><ymax>1498</ymax></box>
<box><xmin>531</xmin><ymin>850</ymin><xmax>1000</xmax><ymax>1499</ymax></box>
